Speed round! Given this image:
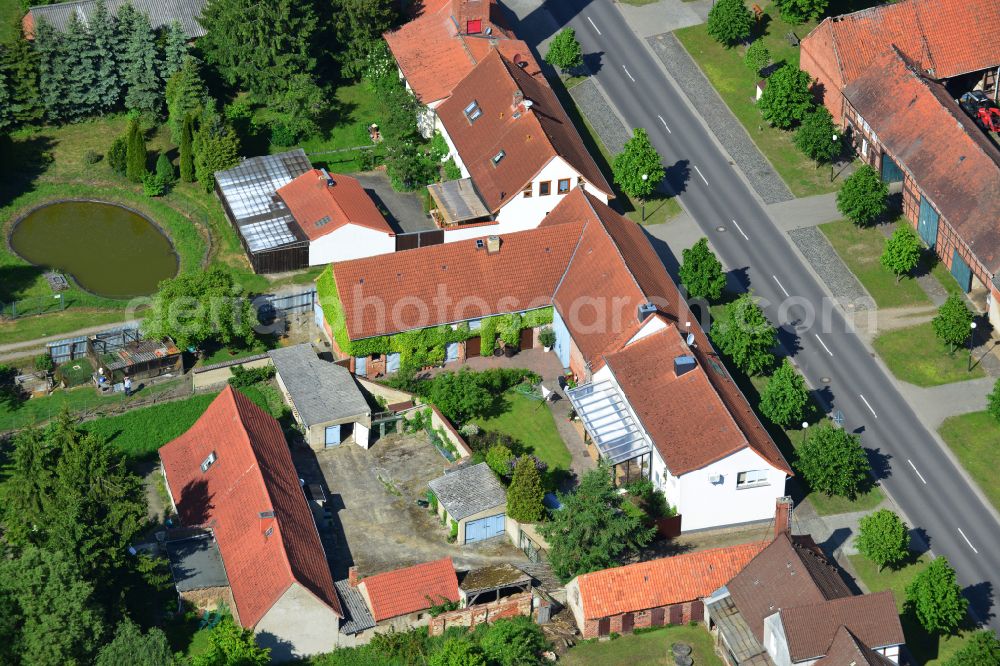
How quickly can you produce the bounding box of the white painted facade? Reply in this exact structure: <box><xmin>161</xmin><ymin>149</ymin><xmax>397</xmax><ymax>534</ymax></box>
<box><xmin>307</xmin><ymin>225</ymin><xmax>395</xmax><ymax>266</ymax></box>
<box><xmin>761</xmin><ymin>613</ymin><xmax>900</xmax><ymax>665</ymax></box>
<box><xmin>254</xmin><ymin>582</ymin><xmax>341</xmax><ymax>660</ymax></box>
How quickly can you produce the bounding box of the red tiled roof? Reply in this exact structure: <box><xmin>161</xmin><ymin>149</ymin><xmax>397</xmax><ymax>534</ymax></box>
<box><xmin>815</xmin><ymin>626</ymin><xmax>898</xmax><ymax>666</ymax></box>
<box><xmin>604</xmin><ymin>325</ymin><xmax>753</xmax><ymax>476</ymax></box>
<box><xmin>575</xmin><ymin>542</ymin><xmax>768</xmax><ymax>620</ymax></box>
<box><xmin>360</xmin><ymin>557</ymin><xmax>459</xmax><ymax>622</ymax></box>
<box><xmin>331</xmin><ymin>219</ymin><xmax>584</xmax><ymax>340</ymax></box>
<box><xmin>277</xmin><ymin>170</ymin><xmax>393</xmax><ymax>240</ymax></box>
<box><xmin>384</xmin><ymin>0</ymin><xmax>540</xmax><ymax>104</ymax></box>
<box><xmin>158</xmin><ymin>387</ymin><xmax>342</xmax><ymax>627</ymax></box>
<box><xmin>780</xmin><ymin>591</ymin><xmax>905</xmax><ymax>661</ymax></box>
<box><xmin>843</xmin><ymin>49</ymin><xmax>1000</xmax><ymax>273</ymax></box>
<box><xmin>436</xmin><ymin>50</ymin><xmax>613</xmax><ymax>211</ymax></box>
<box><xmin>801</xmin><ymin>0</ymin><xmax>1000</xmax><ymax>91</ymax></box>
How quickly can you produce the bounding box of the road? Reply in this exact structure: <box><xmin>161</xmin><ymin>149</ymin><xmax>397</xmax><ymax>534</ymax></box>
<box><xmin>522</xmin><ymin>0</ymin><xmax>1000</xmax><ymax>628</ymax></box>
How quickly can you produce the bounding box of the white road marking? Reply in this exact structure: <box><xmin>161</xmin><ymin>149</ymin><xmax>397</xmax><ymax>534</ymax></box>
<box><xmin>772</xmin><ymin>275</ymin><xmax>790</xmax><ymax>298</ymax></box>
<box><xmin>958</xmin><ymin>528</ymin><xmax>979</xmax><ymax>554</ymax></box>
<box><xmin>587</xmin><ymin>16</ymin><xmax>602</xmax><ymax>35</ymax></box>
<box><xmin>658</xmin><ymin>114</ymin><xmax>672</xmax><ymax>133</ymax></box>
<box><xmin>731</xmin><ymin>219</ymin><xmax>749</xmax><ymax>240</ymax></box>
<box><xmin>622</xmin><ymin>65</ymin><xmax>635</xmax><ymax>82</ymax></box>
<box><xmin>814</xmin><ymin>334</ymin><xmax>833</xmax><ymax>357</ymax></box>
<box><xmin>694</xmin><ymin>165</ymin><xmax>709</xmax><ymax>185</ymax></box>
<box><xmin>907</xmin><ymin>459</ymin><xmax>927</xmax><ymax>485</ymax></box>
<box><xmin>859</xmin><ymin>393</ymin><xmax>878</xmax><ymax>418</ymax></box>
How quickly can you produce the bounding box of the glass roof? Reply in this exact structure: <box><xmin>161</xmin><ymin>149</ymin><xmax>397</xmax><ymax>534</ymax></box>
<box><xmin>567</xmin><ymin>380</ymin><xmax>650</xmax><ymax>465</ymax></box>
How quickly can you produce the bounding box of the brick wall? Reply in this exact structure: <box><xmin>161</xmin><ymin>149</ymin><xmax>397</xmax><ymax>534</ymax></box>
<box><xmin>428</xmin><ymin>592</ymin><xmax>533</xmax><ymax>636</ymax></box>
<box><xmin>579</xmin><ymin>600</ymin><xmax>704</xmax><ymax>639</ymax></box>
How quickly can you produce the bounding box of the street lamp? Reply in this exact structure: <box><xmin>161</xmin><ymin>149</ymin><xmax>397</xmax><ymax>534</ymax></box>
<box><xmin>968</xmin><ymin>321</ymin><xmax>978</xmax><ymax>371</ymax></box>
<box><xmin>829</xmin><ymin>134</ymin><xmax>839</xmax><ymax>182</ymax></box>
<box><xmin>640</xmin><ymin>173</ymin><xmax>649</xmax><ymax>222</ymax></box>
<box><xmin>801</xmin><ymin>421</ymin><xmax>810</xmax><ymax>444</ymax></box>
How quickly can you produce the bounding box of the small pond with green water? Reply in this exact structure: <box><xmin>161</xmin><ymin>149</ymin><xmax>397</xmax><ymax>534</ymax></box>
<box><xmin>9</xmin><ymin>201</ymin><xmax>178</xmax><ymax>298</ymax></box>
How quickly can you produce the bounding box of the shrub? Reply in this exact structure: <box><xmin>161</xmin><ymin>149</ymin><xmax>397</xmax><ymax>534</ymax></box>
<box><xmin>142</xmin><ymin>172</ymin><xmax>166</xmax><ymax>197</ymax></box>
<box><xmin>988</xmin><ymin>379</ymin><xmax>1000</xmax><ymax>423</ymax></box>
<box><xmin>108</xmin><ymin>136</ymin><xmax>128</xmax><ymax>175</ymax></box>
<box><xmin>744</xmin><ymin>40</ymin><xmax>770</xmax><ymax>75</ymax></box>
<box><xmin>228</xmin><ymin>364</ymin><xmax>277</xmax><ymax>388</ymax></box>
<box><xmin>443</xmin><ymin>158</ymin><xmax>461</xmax><ymax>181</ymax></box>
<box><xmin>269</xmin><ymin>121</ymin><xmax>298</xmax><ymax>147</ymax></box>
<box><xmin>84</xmin><ymin>150</ymin><xmax>102</xmax><ymax>165</ymax></box>
<box><xmin>155</xmin><ymin>153</ymin><xmax>175</xmax><ymax>184</ymax></box>
<box><xmin>479</xmin><ymin>617</ymin><xmax>549</xmax><ymax>666</ymax></box>
<box><xmin>485</xmin><ymin>444</ymin><xmax>515</xmax><ymax>478</ymax></box>
<box><xmin>539</xmin><ymin>327</ymin><xmax>556</xmax><ymax>349</ymax></box>
<box><xmin>506</xmin><ymin>456</ymin><xmax>546</xmax><ymax>522</ymax></box>
<box><xmin>34</xmin><ymin>354</ymin><xmax>55</xmax><ymax>373</ymax></box>
<box><xmin>466</xmin><ymin>430</ymin><xmax>523</xmax><ymax>456</ymax></box>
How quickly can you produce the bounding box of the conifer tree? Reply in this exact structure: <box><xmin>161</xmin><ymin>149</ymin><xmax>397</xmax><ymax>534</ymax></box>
<box><xmin>0</xmin><ymin>28</ymin><xmax>43</xmax><ymax>125</ymax></box>
<box><xmin>160</xmin><ymin>21</ymin><xmax>187</xmax><ymax>82</ymax></box>
<box><xmin>194</xmin><ymin>108</ymin><xmax>240</xmax><ymax>191</ymax></box>
<box><xmin>34</xmin><ymin>19</ymin><xmax>73</xmax><ymax>122</ymax></box>
<box><xmin>0</xmin><ymin>70</ymin><xmax>12</xmax><ymax>134</ymax></box>
<box><xmin>90</xmin><ymin>0</ymin><xmax>120</xmax><ymax>113</ymax></box>
<box><xmin>165</xmin><ymin>56</ymin><xmax>207</xmax><ymax>143</ymax></box>
<box><xmin>179</xmin><ymin>113</ymin><xmax>195</xmax><ymax>182</ymax></box>
<box><xmin>125</xmin><ymin>119</ymin><xmax>147</xmax><ymax>183</ymax></box>
<box><xmin>62</xmin><ymin>13</ymin><xmax>100</xmax><ymax>119</ymax></box>
<box><xmin>121</xmin><ymin>7</ymin><xmax>162</xmax><ymax>115</ymax></box>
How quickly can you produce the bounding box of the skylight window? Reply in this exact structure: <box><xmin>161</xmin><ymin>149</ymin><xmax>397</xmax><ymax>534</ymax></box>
<box><xmin>200</xmin><ymin>451</ymin><xmax>217</xmax><ymax>473</ymax></box>
<box><xmin>464</xmin><ymin>101</ymin><xmax>482</xmax><ymax>122</ymax></box>
<box><xmin>315</xmin><ymin>215</ymin><xmax>331</xmax><ymax>229</ymax></box>
<box><xmin>492</xmin><ymin>150</ymin><xmax>506</xmax><ymax>166</ymax></box>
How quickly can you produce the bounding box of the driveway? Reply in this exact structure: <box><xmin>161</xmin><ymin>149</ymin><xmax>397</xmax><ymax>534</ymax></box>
<box><xmin>353</xmin><ymin>170</ymin><xmax>436</xmax><ymax>235</ymax></box>
<box><xmin>292</xmin><ymin>432</ymin><xmax>525</xmax><ymax>580</ymax></box>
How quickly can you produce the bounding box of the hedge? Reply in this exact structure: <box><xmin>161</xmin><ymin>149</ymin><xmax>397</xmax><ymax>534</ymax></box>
<box><xmin>317</xmin><ymin>267</ymin><xmax>553</xmax><ymax>368</ymax></box>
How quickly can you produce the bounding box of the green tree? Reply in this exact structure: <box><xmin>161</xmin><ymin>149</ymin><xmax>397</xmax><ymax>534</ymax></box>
<box><xmin>180</xmin><ymin>113</ymin><xmax>196</xmax><ymax>182</ymax></box>
<box><xmin>545</xmin><ymin>28</ymin><xmax>583</xmax><ymax>73</ymax></box>
<box><xmin>794</xmin><ymin>107</ymin><xmax>839</xmax><ymax>163</ymax></box>
<box><xmin>119</xmin><ymin>5</ymin><xmax>162</xmax><ymax>115</ymax></box>
<box><xmin>836</xmin><ymin>164</ymin><xmax>888</xmax><ymax>226</ymax></box>
<box><xmin>0</xmin><ymin>363</ymin><xmax>22</xmax><ymax>408</ymax></box>
<box><xmin>775</xmin><ymin>0</ymin><xmax>829</xmax><ymax>24</ymax></box>
<box><xmin>108</xmin><ymin>134</ymin><xmax>129</xmax><ymax>174</ymax></box>
<box><xmin>880</xmin><ymin>224</ymin><xmax>922</xmax><ymax>283</ymax></box>
<box><xmin>507</xmin><ymin>456</ymin><xmax>546</xmax><ymax>523</ymax></box>
<box><xmin>710</xmin><ymin>292</ymin><xmax>776</xmax><ymax>376</ymax></box>
<box><xmin>194</xmin><ymin>108</ymin><xmax>241</xmax><ymax>191</ymax></box>
<box><xmin>0</xmin><ymin>27</ymin><xmax>44</xmax><ymax>125</ymax></box>
<box><xmin>539</xmin><ymin>465</ymin><xmax>655</xmax><ymax>582</ymax></box>
<box><xmin>125</xmin><ymin>118</ymin><xmax>147</xmax><ymax>183</ymax></box>
<box><xmin>479</xmin><ymin>617</ymin><xmax>548</xmax><ymax>666</ymax></box>
<box><xmin>0</xmin><ymin>546</ymin><xmax>106</xmax><ymax>665</ymax></box>
<box><xmin>744</xmin><ymin>39</ymin><xmax>770</xmax><ymax>75</ymax></box>
<box><xmin>759</xmin><ymin>359</ymin><xmax>809</xmax><ymax>428</ymax></box>
<box><xmin>425</xmin><ymin>369</ymin><xmax>494</xmax><ymax>422</ymax></box>
<box><xmin>944</xmin><ymin>630</ymin><xmax>1000</xmax><ymax>666</ymax></box>
<box><xmin>333</xmin><ymin>0</ymin><xmax>398</xmax><ymax>78</ymax></box>
<box><xmin>269</xmin><ymin>71</ymin><xmax>325</xmax><ymax>143</ymax></box>
<box><xmin>794</xmin><ymin>422</ymin><xmax>870</xmax><ymax>499</ymax></box>
<box><xmin>612</xmin><ymin>127</ymin><xmax>665</xmax><ymax>208</ymax></box>
<box><xmin>62</xmin><ymin>12</ymin><xmax>100</xmax><ymax>118</ymax></box>
<box><xmin>97</xmin><ymin>618</ymin><xmax>178</xmax><ymax>666</ymax></box>
<box><xmin>193</xmin><ymin>616</ymin><xmax>270</xmax><ymax>666</ymax></box>
<box><xmin>987</xmin><ymin>378</ymin><xmax>1000</xmax><ymax>422</ymax></box>
<box><xmin>156</xmin><ymin>153</ymin><xmax>175</xmax><ymax>184</ymax></box>
<box><xmin>758</xmin><ymin>64</ymin><xmax>814</xmax><ymax>129</ymax></box>
<box><xmin>856</xmin><ymin>509</ymin><xmax>910</xmax><ymax>572</ymax></box>
<box><xmin>906</xmin><ymin>557</ymin><xmax>968</xmax><ymax>635</ymax></box>
<box><xmin>34</xmin><ymin>18</ymin><xmax>74</xmax><ymax>121</ymax></box>
<box><xmin>0</xmin><ymin>73</ymin><xmax>11</xmax><ymax>134</ymax></box>
<box><xmin>90</xmin><ymin>0</ymin><xmax>120</xmax><ymax>113</ymax></box>
<box><xmin>486</xmin><ymin>444</ymin><xmax>515</xmax><ymax>478</ymax></box>
<box><xmin>429</xmin><ymin>639</ymin><xmax>487</xmax><ymax>666</ymax></box>
<box><xmin>707</xmin><ymin>0</ymin><xmax>752</xmax><ymax>47</ymax></box>
<box><xmin>679</xmin><ymin>237</ymin><xmax>727</xmax><ymax>302</ymax></box>
<box><xmin>932</xmin><ymin>294</ymin><xmax>975</xmax><ymax>354</ymax></box>
<box><xmin>161</xmin><ymin>20</ymin><xmax>187</xmax><ymax>81</ymax></box>
<box><xmin>166</xmin><ymin>56</ymin><xmax>208</xmax><ymax>143</ymax></box>
<box><xmin>143</xmin><ymin>265</ymin><xmax>259</xmax><ymax>349</ymax></box>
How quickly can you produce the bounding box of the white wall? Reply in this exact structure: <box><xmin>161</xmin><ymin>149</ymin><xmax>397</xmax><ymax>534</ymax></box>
<box><xmin>355</xmin><ymin>422</ymin><xmax>371</xmax><ymax>449</ymax></box>
<box><xmin>762</xmin><ymin>613</ymin><xmax>794</xmax><ymax>666</ymax></box>
<box><xmin>494</xmin><ymin>156</ymin><xmax>609</xmax><ymax>228</ymax></box>
<box><xmin>308</xmin><ymin>225</ymin><xmax>395</xmax><ymax>266</ymax></box>
<box><xmin>255</xmin><ymin>582</ymin><xmax>341</xmax><ymax>660</ymax></box>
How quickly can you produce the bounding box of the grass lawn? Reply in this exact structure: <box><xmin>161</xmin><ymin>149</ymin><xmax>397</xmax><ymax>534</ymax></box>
<box><xmin>199</xmin><ymin>337</ymin><xmax>277</xmax><ymax>366</ymax></box>
<box><xmin>674</xmin><ymin>3</ymin><xmax>838</xmax><ymax>198</ymax></box>
<box><xmin>472</xmin><ymin>391</ymin><xmax>571</xmax><ymax>482</ymax></box>
<box><xmin>939</xmin><ymin>411</ymin><xmax>1000</xmax><ymax>516</ymax></box>
<box><xmin>0</xmin><ymin>308</ymin><xmax>135</xmax><ymax>345</ymax></box>
<box><xmin>849</xmin><ymin>553</ymin><xmax>975</xmax><ymax>664</ymax></box>
<box><xmin>83</xmin><ymin>392</ymin><xmax>218</xmax><ymax>460</ymax></box>
<box><xmin>928</xmin><ymin>256</ymin><xmax>966</xmax><ymax>299</ymax></box>
<box><xmin>819</xmin><ymin>219</ymin><xmax>930</xmax><ymax>309</ymax></box>
<box><xmin>0</xmin><ymin>0</ymin><xmax>20</xmax><ymax>42</ymax></box>
<box><xmin>873</xmin><ymin>322</ymin><xmax>984</xmax><ymax>387</ymax></box>
<box><xmin>564</xmin><ymin>624</ymin><xmax>722</xmax><ymax>666</ymax></box>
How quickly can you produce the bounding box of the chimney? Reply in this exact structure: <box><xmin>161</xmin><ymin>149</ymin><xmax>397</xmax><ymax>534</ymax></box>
<box><xmin>486</xmin><ymin>235</ymin><xmax>501</xmax><ymax>253</ymax></box>
<box><xmin>637</xmin><ymin>302</ymin><xmax>656</xmax><ymax>323</ymax></box>
<box><xmin>453</xmin><ymin>0</ymin><xmax>487</xmax><ymax>35</ymax></box>
<box><xmin>673</xmin><ymin>355</ymin><xmax>696</xmax><ymax>377</ymax></box>
<box><xmin>774</xmin><ymin>496</ymin><xmax>793</xmax><ymax>540</ymax></box>
<box><xmin>348</xmin><ymin>566</ymin><xmax>359</xmax><ymax>587</ymax></box>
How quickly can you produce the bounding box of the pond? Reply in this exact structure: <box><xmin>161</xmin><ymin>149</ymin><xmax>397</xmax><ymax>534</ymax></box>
<box><xmin>9</xmin><ymin>201</ymin><xmax>179</xmax><ymax>298</ymax></box>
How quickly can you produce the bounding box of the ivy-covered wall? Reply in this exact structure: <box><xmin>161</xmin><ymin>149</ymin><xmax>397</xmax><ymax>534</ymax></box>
<box><xmin>317</xmin><ymin>268</ymin><xmax>553</xmax><ymax>369</ymax></box>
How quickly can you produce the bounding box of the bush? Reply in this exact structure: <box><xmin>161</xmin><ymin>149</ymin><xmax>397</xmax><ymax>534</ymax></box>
<box><xmin>269</xmin><ymin>121</ymin><xmax>299</xmax><ymax>147</ymax></box>
<box><xmin>34</xmin><ymin>354</ymin><xmax>55</xmax><ymax>373</ymax></box>
<box><xmin>486</xmin><ymin>444</ymin><xmax>515</xmax><ymax>478</ymax></box>
<box><xmin>744</xmin><ymin>40</ymin><xmax>770</xmax><ymax>75</ymax></box>
<box><xmin>988</xmin><ymin>379</ymin><xmax>1000</xmax><ymax>423</ymax></box>
<box><xmin>507</xmin><ymin>455</ymin><xmax>546</xmax><ymax>522</ymax></box>
<box><xmin>84</xmin><ymin>150</ymin><xmax>102</xmax><ymax>165</ymax></box>
<box><xmin>479</xmin><ymin>617</ymin><xmax>548</xmax><ymax>666</ymax></box>
<box><xmin>142</xmin><ymin>172</ymin><xmax>166</xmax><ymax>197</ymax></box>
<box><xmin>466</xmin><ymin>430</ymin><xmax>523</xmax><ymax>456</ymax></box>
<box><xmin>155</xmin><ymin>154</ymin><xmax>175</xmax><ymax>184</ymax></box>
<box><xmin>411</xmin><ymin>368</ymin><xmax>540</xmax><ymax>423</ymax></box>
<box><xmin>228</xmin><ymin>364</ymin><xmax>277</xmax><ymax>388</ymax></box>
<box><xmin>108</xmin><ymin>136</ymin><xmax>128</xmax><ymax>175</ymax></box>
<box><xmin>625</xmin><ymin>478</ymin><xmax>675</xmax><ymax>520</ymax></box>
<box><xmin>539</xmin><ymin>327</ymin><xmax>556</xmax><ymax>349</ymax></box>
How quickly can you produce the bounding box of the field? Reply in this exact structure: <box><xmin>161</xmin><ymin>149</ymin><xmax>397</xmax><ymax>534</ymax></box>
<box><xmin>873</xmin><ymin>322</ymin><xmax>984</xmax><ymax>387</ymax></box>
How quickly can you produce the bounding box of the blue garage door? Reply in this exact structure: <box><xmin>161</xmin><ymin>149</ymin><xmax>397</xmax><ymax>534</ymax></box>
<box><xmin>951</xmin><ymin>250</ymin><xmax>972</xmax><ymax>292</ymax></box>
<box><xmin>918</xmin><ymin>196</ymin><xmax>939</xmax><ymax>248</ymax></box>
<box><xmin>465</xmin><ymin>513</ymin><xmax>505</xmax><ymax>544</ymax></box>
<box><xmin>325</xmin><ymin>425</ymin><xmax>342</xmax><ymax>448</ymax></box>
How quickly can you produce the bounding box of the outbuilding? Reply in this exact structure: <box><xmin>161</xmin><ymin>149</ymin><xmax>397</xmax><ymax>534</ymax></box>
<box><xmin>268</xmin><ymin>344</ymin><xmax>372</xmax><ymax>450</ymax></box>
<box><xmin>428</xmin><ymin>463</ymin><xmax>509</xmax><ymax>545</ymax></box>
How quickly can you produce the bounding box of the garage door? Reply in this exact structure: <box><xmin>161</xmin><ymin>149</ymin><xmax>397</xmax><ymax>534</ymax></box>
<box><xmin>465</xmin><ymin>513</ymin><xmax>505</xmax><ymax>543</ymax></box>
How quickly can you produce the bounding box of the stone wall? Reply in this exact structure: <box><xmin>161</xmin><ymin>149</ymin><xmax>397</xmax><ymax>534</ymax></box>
<box><xmin>191</xmin><ymin>355</ymin><xmax>272</xmax><ymax>390</ymax></box>
<box><xmin>427</xmin><ymin>592</ymin><xmax>534</xmax><ymax>636</ymax></box>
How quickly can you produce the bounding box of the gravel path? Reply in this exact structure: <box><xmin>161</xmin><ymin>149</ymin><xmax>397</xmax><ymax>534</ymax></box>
<box><xmin>569</xmin><ymin>79</ymin><xmax>631</xmax><ymax>157</ymax></box>
<box><xmin>788</xmin><ymin>227</ymin><xmax>874</xmax><ymax>311</ymax></box>
<box><xmin>645</xmin><ymin>32</ymin><xmax>794</xmax><ymax>205</ymax></box>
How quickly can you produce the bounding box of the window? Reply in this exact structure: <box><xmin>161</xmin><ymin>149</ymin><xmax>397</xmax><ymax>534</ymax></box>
<box><xmin>466</xmin><ymin>19</ymin><xmax>482</xmax><ymax>34</ymax></box>
<box><xmin>539</xmin><ymin>181</ymin><xmax>551</xmax><ymax>196</ymax></box>
<box><xmin>557</xmin><ymin>178</ymin><xmax>571</xmax><ymax>194</ymax></box>
<box><xmin>736</xmin><ymin>470</ymin><xmax>769</xmax><ymax>488</ymax></box>
<box><xmin>469</xmin><ymin>319</ymin><xmax>482</xmax><ymax>331</ymax></box>
<box><xmin>522</xmin><ymin>183</ymin><xmax>532</xmax><ymax>198</ymax></box>
<box><xmin>464</xmin><ymin>101</ymin><xmax>482</xmax><ymax>122</ymax></box>
<box><xmin>492</xmin><ymin>150</ymin><xmax>505</xmax><ymax>165</ymax></box>
<box><xmin>200</xmin><ymin>451</ymin><xmax>217</xmax><ymax>473</ymax></box>
<box><xmin>264</xmin><ymin>526</ymin><xmax>274</xmax><ymax>538</ymax></box>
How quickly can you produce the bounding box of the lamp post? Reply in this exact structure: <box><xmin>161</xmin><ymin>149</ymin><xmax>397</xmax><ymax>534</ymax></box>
<box><xmin>640</xmin><ymin>173</ymin><xmax>649</xmax><ymax>222</ymax></box>
<box><xmin>829</xmin><ymin>134</ymin><xmax>839</xmax><ymax>182</ymax></box>
<box><xmin>968</xmin><ymin>321</ymin><xmax>978</xmax><ymax>371</ymax></box>
<box><xmin>801</xmin><ymin>421</ymin><xmax>810</xmax><ymax>444</ymax></box>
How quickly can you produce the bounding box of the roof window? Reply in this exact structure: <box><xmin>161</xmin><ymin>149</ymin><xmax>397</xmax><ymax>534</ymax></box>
<box><xmin>464</xmin><ymin>101</ymin><xmax>482</xmax><ymax>122</ymax></box>
<box><xmin>467</xmin><ymin>19</ymin><xmax>482</xmax><ymax>34</ymax></box>
<box><xmin>492</xmin><ymin>150</ymin><xmax>506</xmax><ymax>166</ymax></box>
<box><xmin>200</xmin><ymin>451</ymin><xmax>217</xmax><ymax>473</ymax></box>
<box><xmin>315</xmin><ymin>215</ymin><xmax>331</xmax><ymax>229</ymax></box>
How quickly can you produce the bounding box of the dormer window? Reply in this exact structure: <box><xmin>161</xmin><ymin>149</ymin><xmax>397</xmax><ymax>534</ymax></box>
<box><xmin>200</xmin><ymin>451</ymin><xmax>217</xmax><ymax>473</ymax></box>
<box><xmin>492</xmin><ymin>150</ymin><xmax>506</xmax><ymax>166</ymax></box>
<box><xmin>464</xmin><ymin>101</ymin><xmax>482</xmax><ymax>122</ymax></box>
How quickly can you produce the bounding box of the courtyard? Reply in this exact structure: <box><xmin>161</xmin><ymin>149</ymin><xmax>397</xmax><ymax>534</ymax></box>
<box><xmin>292</xmin><ymin>430</ymin><xmax>526</xmax><ymax>580</ymax></box>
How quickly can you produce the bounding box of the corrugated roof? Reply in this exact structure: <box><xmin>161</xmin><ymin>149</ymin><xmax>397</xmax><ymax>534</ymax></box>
<box><xmin>428</xmin><ymin>463</ymin><xmax>506</xmax><ymax>520</ymax></box>
<box><xmin>25</xmin><ymin>0</ymin><xmax>208</xmax><ymax>38</ymax></box>
<box><xmin>334</xmin><ymin>579</ymin><xmax>376</xmax><ymax>634</ymax></box>
<box><xmin>268</xmin><ymin>344</ymin><xmax>370</xmax><ymax>427</ymax></box>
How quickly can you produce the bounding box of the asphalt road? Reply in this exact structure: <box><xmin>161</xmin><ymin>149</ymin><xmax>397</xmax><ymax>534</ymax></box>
<box><xmin>519</xmin><ymin>0</ymin><xmax>1000</xmax><ymax>628</ymax></box>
